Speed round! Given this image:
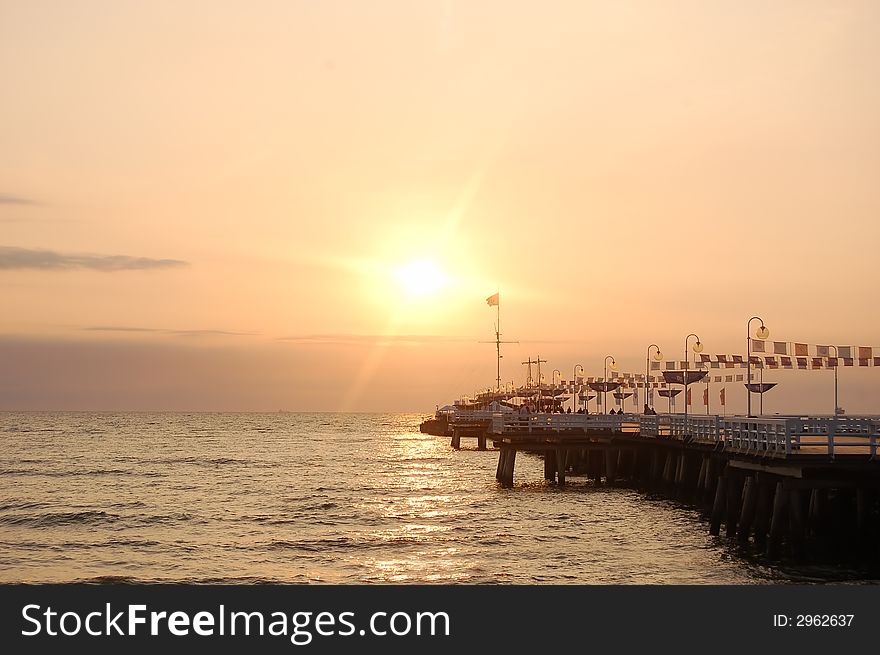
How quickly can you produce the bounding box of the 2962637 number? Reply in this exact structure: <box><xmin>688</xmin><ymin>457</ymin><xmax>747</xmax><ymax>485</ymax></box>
<box><xmin>796</xmin><ymin>614</ymin><xmax>854</xmax><ymax>627</ymax></box>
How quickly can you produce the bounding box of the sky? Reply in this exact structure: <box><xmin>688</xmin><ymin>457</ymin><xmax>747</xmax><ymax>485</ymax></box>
<box><xmin>1</xmin><ymin>0</ymin><xmax>879</xmax><ymax>412</ymax></box>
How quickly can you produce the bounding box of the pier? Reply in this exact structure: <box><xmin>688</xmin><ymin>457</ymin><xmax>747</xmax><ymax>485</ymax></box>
<box><xmin>480</xmin><ymin>412</ymin><xmax>880</xmax><ymax>559</ymax></box>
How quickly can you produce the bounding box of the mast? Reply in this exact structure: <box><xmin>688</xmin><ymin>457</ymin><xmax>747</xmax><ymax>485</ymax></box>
<box><xmin>482</xmin><ymin>292</ymin><xmax>517</xmax><ymax>392</ymax></box>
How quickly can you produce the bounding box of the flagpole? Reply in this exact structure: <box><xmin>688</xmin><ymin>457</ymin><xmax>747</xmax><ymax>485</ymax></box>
<box><xmin>496</xmin><ymin>295</ymin><xmax>501</xmax><ymax>392</ymax></box>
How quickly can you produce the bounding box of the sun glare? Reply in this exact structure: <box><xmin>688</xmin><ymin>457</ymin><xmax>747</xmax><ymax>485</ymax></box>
<box><xmin>395</xmin><ymin>259</ymin><xmax>448</xmax><ymax>298</ymax></box>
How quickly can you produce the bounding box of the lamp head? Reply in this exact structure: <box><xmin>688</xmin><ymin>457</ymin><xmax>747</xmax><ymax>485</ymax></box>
<box><xmin>609</xmin><ymin>360</ymin><xmax>618</xmax><ymax>371</ymax></box>
<box><xmin>756</xmin><ymin>325</ymin><xmax>769</xmax><ymax>339</ymax></box>
<box><xmin>653</xmin><ymin>351</ymin><xmax>663</xmax><ymax>361</ymax></box>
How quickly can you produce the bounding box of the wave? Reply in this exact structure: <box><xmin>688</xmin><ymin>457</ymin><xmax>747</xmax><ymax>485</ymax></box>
<box><xmin>0</xmin><ymin>510</ymin><xmax>121</xmax><ymax>527</ymax></box>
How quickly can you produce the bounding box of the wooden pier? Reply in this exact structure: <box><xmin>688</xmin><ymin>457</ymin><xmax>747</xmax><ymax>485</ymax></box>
<box><xmin>478</xmin><ymin>412</ymin><xmax>880</xmax><ymax>560</ymax></box>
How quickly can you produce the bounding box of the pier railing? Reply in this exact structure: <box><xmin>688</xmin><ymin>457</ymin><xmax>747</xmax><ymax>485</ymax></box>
<box><xmin>489</xmin><ymin>412</ymin><xmax>880</xmax><ymax>459</ymax></box>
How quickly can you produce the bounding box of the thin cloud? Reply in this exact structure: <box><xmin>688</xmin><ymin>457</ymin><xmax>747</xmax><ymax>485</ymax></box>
<box><xmin>0</xmin><ymin>246</ymin><xmax>188</xmax><ymax>271</ymax></box>
<box><xmin>0</xmin><ymin>194</ymin><xmax>37</xmax><ymax>205</ymax></box>
<box><xmin>278</xmin><ymin>333</ymin><xmax>473</xmax><ymax>345</ymax></box>
<box><xmin>84</xmin><ymin>326</ymin><xmax>256</xmax><ymax>337</ymax></box>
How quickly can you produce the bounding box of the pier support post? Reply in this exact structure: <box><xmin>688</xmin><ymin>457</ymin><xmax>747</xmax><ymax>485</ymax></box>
<box><xmin>477</xmin><ymin>434</ymin><xmax>487</xmax><ymax>450</ymax></box>
<box><xmin>556</xmin><ymin>448</ymin><xmax>567</xmax><ymax>486</ymax></box>
<box><xmin>451</xmin><ymin>432</ymin><xmax>461</xmax><ymax>450</ymax></box>
<box><xmin>675</xmin><ymin>454</ymin><xmax>688</xmax><ymax>498</ymax></box>
<box><xmin>788</xmin><ymin>488</ymin><xmax>806</xmax><ymax>558</ymax></box>
<box><xmin>650</xmin><ymin>450</ymin><xmax>662</xmax><ymax>488</ymax></box>
<box><xmin>737</xmin><ymin>477</ymin><xmax>757</xmax><ymax>543</ymax></box>
<box><xmin>767</xmin><ymin>481</ymin><xmax>789</xmax><ymax>559</ymax></box>
<box><xmin>709</xmin><ymin>474</ymin><xmax>728</xmax><ymax>536</ymax></box>
<box><xmin>704</xmin><ymin>457</ymin><xmax>719</xmax><ymax>508</ymax></box>
<box><xmin>696</xmin><ymin>457</ymin><xmax>708</xmax><ymax>495</ymax></box>
<box><xmin>495</xmin><ymin>449</ymin><xmax>506</xmax><ymax>482</ymax></box>
<box><xmin>500</xmin><ymin>448</ymin><xmax>517</xmax><ymax>488</ymax></box>
<box><xmin>753</xmin><ymin>478</ymin><xmax>772</xmax><ymax>547</ymax></box>
<box><xmin>856</xmin><ymin>489</ymin><xmax>869</xmax><ymax>544</ymax></box>
<box><xmin>544</xmin><ymin>451</ymin><xmax>556</xmax><ymax>481</ymax></box>
<box><xmin>662</xmin><ymin>452</ymin><xmax>674</xmax><ymax>488</ymax></box>
<box><xmin>725</xmin><ymin>472</ymin><xmax>744</xmax><ymax>538</ymax></box>
<box><xmin>605</xmin><ymin>448</ymin><xmax>619</xmax><ymax>485</ymax></box>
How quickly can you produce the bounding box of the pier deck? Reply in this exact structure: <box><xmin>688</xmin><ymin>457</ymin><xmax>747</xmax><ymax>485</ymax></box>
<box><xmin>466</xmin><ymin>412</ymin><xmax>880</xmax><ymax>559</ymax></box>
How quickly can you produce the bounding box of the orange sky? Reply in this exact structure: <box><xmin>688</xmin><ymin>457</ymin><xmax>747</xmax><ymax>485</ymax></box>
<box><xmin>2</xmin><ymin>1</ymin><xmax>879</xmax><ymax>412</ymax></box>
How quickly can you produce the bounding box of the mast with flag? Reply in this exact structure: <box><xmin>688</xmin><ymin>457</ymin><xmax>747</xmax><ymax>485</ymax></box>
<box><xmin>482</xmin><ymin>292</ymin><xmax>515</xmax><ymax>392</ymax></box>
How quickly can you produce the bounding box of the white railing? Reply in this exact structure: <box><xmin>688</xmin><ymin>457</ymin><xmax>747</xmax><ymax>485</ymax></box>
<box><xmin>488</xmin><ymin>411</ymin><xmax>880</xmax><ymax>459</ymax></box>
<box><xmin>490</xmin><ymin>412</ymin><xmax>628</xmax><ymax>435</ymax></box>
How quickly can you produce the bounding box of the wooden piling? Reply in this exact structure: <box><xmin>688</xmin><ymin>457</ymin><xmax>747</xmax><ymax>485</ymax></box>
<box><xmin>662</xmin><ymin>452</ymin><xmax>674</xmax><ymax>487</ymax></box>
<box><xmin>725</xmin><ymin>473</ymin><xmax>744</xmax><ymax>538</ymax></box>
<box><xmin>477</xmin><ymin>434</ymin><xmax>487</xmax><ymax>450</ymax></box>
<box><xmin>650</xmin><ymin>449</ymin><xmax>661</xmax><ymax>487</ymax></box>
<box><xmin>696</xmin><ymin>457</ymin><xmax>708</xmax><ymax>494</ymax></box>
<box><xmin>753</xmin><ymin>478</ymin><xmax>772</xmax><ymax>547</ymax></box>
<box><xmin>605</xmin><ymin>448</ymin><xmax>618</xmax><ymax>485</ymax></box>
<box><xmin>500</xmin><ymin>448</ymin><xmax>517</xmax><ymax>488</ymax></box>
<box><xmin>495</xmin><ymin>449</ymin><xmax>505</xmax><ymax>481</ymax></box>
<box><xmin>709</xmin><ymin>474</ymin><xmax>727</xmax><ymax>536</ymax></box>
<box><xmin>555</xmin><ymin>448</ymin><xmax>567</xmax><ymax>486</ymax></box>
<box><xmin>788</xmin><ymin>488</ymin><xmax>806</xmax><ymax>558</ymax></box>
<box><xmin>450</xmin><ymin>432</ymin><xmax>461</xmax><ymax>449</ymax></box>
<box><xmin>737</xmin><ymin>477</ymin><xmax>757</xmax><ymax>543</ymax></box>
<box><xmin>544</xmin><ymin>451</ymin><xmax>556</xmax><ymax>481</ymax></box>
<box><xmin>767</xmin><ymin>481</ymin><xmax>789</xmax><ymax>559</ymax></box>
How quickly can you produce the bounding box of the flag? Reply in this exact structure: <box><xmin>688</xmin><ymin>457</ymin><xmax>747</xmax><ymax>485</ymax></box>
<box><xmin>687</xmin><ymin>388</ymin><xmax>692</xmax><ymax>405</ymax></box>
<box><xmin>794</xmin><ymin>343</ymin><xmax>809</xmax><ymax>356</ymax></box>
<box><xmin>838</xmin><ymin>346</ymin><xmax>852</xmax><ymax>359</ymax></box>
<box><xmin>702</xmin><ymin>388</ymin><xmax>708</xmax><ymax>406</ymax></box>
<box><xmin>816</xmin><ymin>345</ymin><xmax>830</xmax><ymax>357</ymax></box>
<box><xmin>773</xmin><ymin>342</ymin><xmax>788</xmax><ymax>355</ymax></box>
<box><xmin>486</xmin><ymin>293</ymin><xmax>499</xmax><ymax>306</ymax></box>
<box><xmin>859</xmin><ymin>346</ymin><xmax>873</xmax><ymax>359</ymax></box>
<box><xmin>752</xmin><ymin>340</ymin><xmax>766</xmax><ymax>353</ymax></box>
<box><xmin>720</xmin><ymin>388</ymin><xmax>726</xmax><ymax>406</ymax></box>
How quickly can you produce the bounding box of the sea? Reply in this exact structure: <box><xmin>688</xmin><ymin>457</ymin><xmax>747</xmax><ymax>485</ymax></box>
<box><xmin>0</xmin><ymin>412</ymin><xmax>875</xmax><ymax>584</ymax></box>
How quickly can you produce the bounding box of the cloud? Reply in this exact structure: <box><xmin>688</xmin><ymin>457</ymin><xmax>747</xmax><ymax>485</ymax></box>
<box><xmin>0</xmin><ymin>246</ymin><xmax>188</xmax><ymax>271</ymax></box>
<box><xmin>277</xmin><ymin>333</ymin><xmax>473</xmax><ymax>345</ymax></box>
<box><xmin>0</xmin><ymin>194</ymin><xmax>37</xmax><ymax>205</ymax></box>
<box><xmin>83</xmin><ymin>326</ymin><xmax>255</xmax><ymax>337</ymax></box>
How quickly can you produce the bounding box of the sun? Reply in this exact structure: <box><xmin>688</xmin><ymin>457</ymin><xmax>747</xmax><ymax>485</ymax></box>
<box><xmin>395</xmin><ymin>259</ymin><xmax>448</xmax><ymax>298</ymax></box>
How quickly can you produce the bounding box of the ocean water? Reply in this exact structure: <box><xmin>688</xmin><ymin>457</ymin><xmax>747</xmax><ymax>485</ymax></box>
<box><xmin>0</xmin><ymin>412</ymin><xmax>871</xmax><ymax>584</ymax></box>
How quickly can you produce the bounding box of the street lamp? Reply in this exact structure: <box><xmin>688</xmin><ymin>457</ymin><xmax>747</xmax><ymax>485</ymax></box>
<box><xmin>604</xmin><ymin>355</ymin><xmax>617</xmax><ymax>414</ymax></box>
<box><xmin>645</xmin><ymin>344</ymin><xmax>663</xmax><ymax>413</ymax></box>
<box><xmin>829</xmin><ymin>345</ymin><xmax>840</xmax><ymax>416</ymax></box>
<box><xmin>683</xmin><ymin>334</ymin><xmax>703</xmax><ymax>428</ymax></box>
<box><xmin>746</xmin><ymin>317</ymin><xmax>769</xmax><ymax>417</ymax></box>
<box><xmin>573</xmin><ymin>364</ymin><xmax>584</xmax><ymax>412</ymax></box>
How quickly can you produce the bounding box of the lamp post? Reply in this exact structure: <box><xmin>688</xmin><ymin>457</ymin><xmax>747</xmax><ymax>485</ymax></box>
<box><xmin>683</xmin><ymin>334</ymin><xmax>703</xmax><ymax>430</ymax></box>
<box><xmin>829</xmin><ymin>345</ymin><xmax>839</xmax><ymax>416</ymax></box>
<box><xmin>645</xmin><ymin>344</ymin><xmax>663</xmax><ymax>413</ymax></box>
<box><xmin>603</xmin><ymin>356</ymin><xmax>617</xmax><ymax>414</ymax></box>
<box><xmin>573</xmin><ymin>364</ymin><xmax>584</xmax><ymax>412</ymax></box>
<box><xmin>746</xmin><ymin>317</ymin><xmax>769</xmax><ymax>418</ymax></box>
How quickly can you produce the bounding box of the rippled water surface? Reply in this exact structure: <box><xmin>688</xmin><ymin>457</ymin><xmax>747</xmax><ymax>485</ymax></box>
<box><xmin>0</xmin><ymin>413</ymin><xmax>871</xmax><ymax>583</ymax></box>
